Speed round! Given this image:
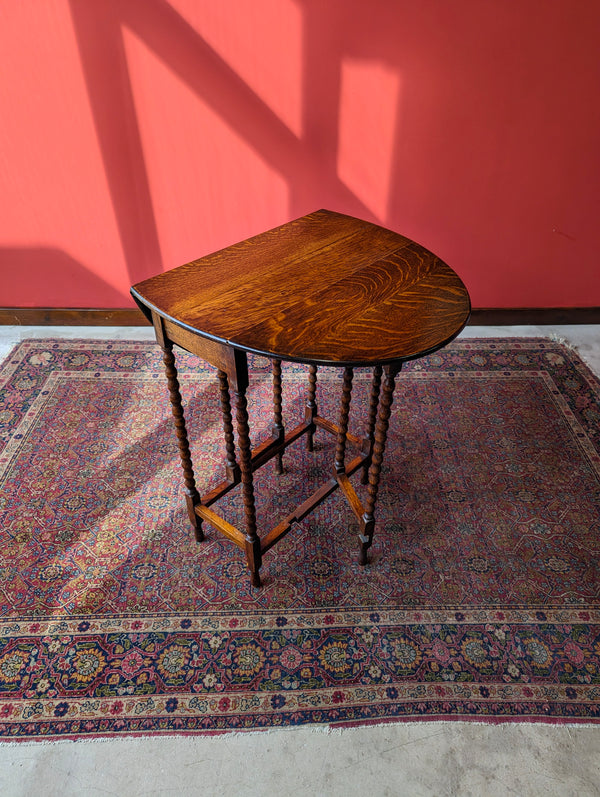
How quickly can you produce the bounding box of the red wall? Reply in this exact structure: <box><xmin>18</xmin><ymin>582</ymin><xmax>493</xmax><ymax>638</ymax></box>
<box><xmin>1</xmin><ymin>0</ymin><xmax>599</xmax><ymax>309</ymax></box>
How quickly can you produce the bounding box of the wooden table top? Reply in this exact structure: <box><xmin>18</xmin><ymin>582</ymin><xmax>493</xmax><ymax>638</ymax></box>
<box><xmin>131</xmin><ymin>209</ymin><xmax>471</xmax><ymax>367</ymax></box>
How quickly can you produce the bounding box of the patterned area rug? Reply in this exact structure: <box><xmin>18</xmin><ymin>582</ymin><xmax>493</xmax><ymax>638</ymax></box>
<box><xmin>0</xmin><ymin>337</ymin><xmax>599</xmax><ymax>740</ymax></box>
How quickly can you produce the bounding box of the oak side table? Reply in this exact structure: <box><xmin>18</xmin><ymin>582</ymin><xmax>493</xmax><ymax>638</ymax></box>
<box><xmin>131</xmin><ymin>210</ymin><xmax>471</xmax><ymax>588</ymax></box>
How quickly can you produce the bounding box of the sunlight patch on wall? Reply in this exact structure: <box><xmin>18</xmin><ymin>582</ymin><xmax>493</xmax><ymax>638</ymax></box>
<box><xmin>337</xmin><ymin>59</ymin><xmax>401</xmax><ymax>223</ymax></box>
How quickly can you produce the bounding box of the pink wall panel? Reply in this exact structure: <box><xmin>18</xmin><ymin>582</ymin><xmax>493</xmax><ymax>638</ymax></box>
<box><xmin>1</xmin><ymin>0</ymin><xmax>599</xmax><ymax>309</ymax></box>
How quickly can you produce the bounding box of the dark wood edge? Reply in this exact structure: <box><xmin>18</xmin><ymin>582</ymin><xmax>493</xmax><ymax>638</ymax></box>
<box><xmin>1</xmin><ymin>306</ymin><xmax>600</xmax><ymax>327</ymax></box>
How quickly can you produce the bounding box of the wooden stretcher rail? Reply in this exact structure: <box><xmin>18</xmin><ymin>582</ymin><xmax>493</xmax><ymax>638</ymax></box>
<box><xmin>200</xmin><ymin>419</ymin><xmax>312</xmax><ymax>507</ymax></box>
<box><xmin>260</xmin><ymin>452</ymin><xmax>368</xmax><ymax>553</ymax></box>
<box><xmin>314</xmin><ymin>415</ymin><xmax>366</xmax><ymax>448</ymax></box>
<box><xmin>194</xmin><ymin>504</ymin><xmax>246</xmax><ymax>548</ymax></box>
<box><xmin>200</xmin><ymin>414</ymin><xmax>370</xmax><ymax>509</ymax></box>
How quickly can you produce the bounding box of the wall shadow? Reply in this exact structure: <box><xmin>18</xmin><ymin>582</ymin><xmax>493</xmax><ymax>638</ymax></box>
<box><xmin>0</xmin><ymin>248</ymin><xmax>130</xmax><ymax>307</ymax></box>
<box><xmin>67</xmin><ymin>0</ymin><xmax>400</xmax><ymax>293</ymax></box>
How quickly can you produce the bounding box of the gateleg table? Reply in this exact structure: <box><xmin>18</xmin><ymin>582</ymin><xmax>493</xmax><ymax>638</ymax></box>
<box><xmin>131</xmin><ymin>210</ymin><xmax>471</xmax><ymax>588</ymax></box>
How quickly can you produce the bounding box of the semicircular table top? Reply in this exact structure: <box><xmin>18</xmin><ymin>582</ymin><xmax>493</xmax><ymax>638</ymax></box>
<box><xmin>131</xmin><ymin>209</ymin><xmax>471</xmax><ymax>367</ymax></box>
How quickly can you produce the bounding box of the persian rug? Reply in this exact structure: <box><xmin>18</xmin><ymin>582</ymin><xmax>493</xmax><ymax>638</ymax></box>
<box><xmin>0</xmin><ymin>337</ymin><xmax>599</xmax><ymax>740</ymax></box>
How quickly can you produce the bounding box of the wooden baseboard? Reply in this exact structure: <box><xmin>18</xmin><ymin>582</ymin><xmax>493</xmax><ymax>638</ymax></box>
<box><xmin>468</xmin><ymin>308</ymin><xmax>600</xmax><ymax>325</ymax></box>
<box><xmin>0</xmin><ymin>308</ymin><xmax>148</xmax><ymax>326</ymax></box>
<box><xmin>1</xmin><ymin>307</ymin><xmax>600</xmax><ymax>327</ymax></box>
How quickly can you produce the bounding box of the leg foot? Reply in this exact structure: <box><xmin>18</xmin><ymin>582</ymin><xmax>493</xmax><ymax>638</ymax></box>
<box><xmin>250</xmin><ymin>570</ymin><xmax>262</xmax><ymax>588</ymax></box>
<box><xmin>194</xmin><ymin>520</ymin><xmax>205</xmax><ymax>543</ymax></box>
<box><xmin>185</xmin><ymin>493</ymin><xmax>204</xmax><ymax>542</ymax></box>
<box><xmin>245</xmin><ymin>536</ymin><xmax>262</xmax><ymax>588</ymax></box>
<box><xmin>358</xmin><ymin>517</ymin><xmax>374</xmax><ymax>566</ymax></box>
<box><xmin>275</xmin><ymin>452</ymin><xmax>284</xmax><ymax>475</ymax></box>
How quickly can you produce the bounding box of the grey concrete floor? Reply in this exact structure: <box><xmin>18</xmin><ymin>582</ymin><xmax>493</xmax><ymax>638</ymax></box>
<box><xmin>0</xmin><ymin>324</ymin><xmax>599</xmax><ymax>797</ymax></box>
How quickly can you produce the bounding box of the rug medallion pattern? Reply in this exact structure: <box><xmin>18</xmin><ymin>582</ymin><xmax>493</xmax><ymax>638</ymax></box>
<box><xmin>0</xmin><ymin>338</ymin><xmax>599</xmax><ymax>738</ymax></box>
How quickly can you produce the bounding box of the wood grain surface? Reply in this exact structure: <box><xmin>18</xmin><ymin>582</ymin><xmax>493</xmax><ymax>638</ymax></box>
<box><xmin>131</xmin><ymin>209</ymin><xmax>471</xmax><ymax>366</ymax></box>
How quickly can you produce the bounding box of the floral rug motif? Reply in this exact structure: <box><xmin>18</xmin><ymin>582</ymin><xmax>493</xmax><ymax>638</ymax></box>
<box><xmin>0</xmin><ymin>337</ymin><xmax>599</xmax><ymax>739</ymax></box>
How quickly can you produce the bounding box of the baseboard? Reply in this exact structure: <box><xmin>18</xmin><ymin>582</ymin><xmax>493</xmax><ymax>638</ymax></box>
<box><xmin>1</xmin><ymin>307</ymin><xmax>600</xmax><ymax>327</ymax></box>
<box><xmin>0</xmin><ymin>308</ymin><xmax>148</xmax><ymax>326</ymax></box>
<box><xmin>468</xmin><ymin>308</ymin><xmax>600</xmax><ymax>325</ymax></box>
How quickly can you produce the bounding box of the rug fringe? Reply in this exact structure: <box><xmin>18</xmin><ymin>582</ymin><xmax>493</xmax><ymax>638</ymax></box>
<box><xmin>2</xmin><ymin>718</ymin><xmax>598</xmax><ymax>747</ymax></box>
<box><xmin>548</xmin><ymin>333</ymin><xmax>600</xmax><ymax>376</ymax></box>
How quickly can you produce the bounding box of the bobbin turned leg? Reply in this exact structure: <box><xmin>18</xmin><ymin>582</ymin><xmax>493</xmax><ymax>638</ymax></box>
<box><xmin>359</xmin><ymin>365</ymin><xmax>400</xmax><ymax>565</ymax></box>
<box><xmin>362</xmin><ymin>365</ymin><xmax>383</xmax><ymax>484</ymax></box>
<box><xmin>235</xmin><ymin>384</ymin><xmax>262</xmax><ymax>587</ymax></box>
<box><xmin>334</xmin><ymin>367</ymin><xmax>354</xmax><ymax>474</ymax></box>
<box><xmin>161</xmin><ymin>342</ymin><xmax>204</xmax><ymax>542</ymax></box>
<box><xmin>217</xmin><ymin>369</ymin><xmax>240</xmax><ymax>482</ymax></box>
<box><xmin>272</xmin><ymin>359</ymin><xmax>284</xmax><ymax>474</ymax></box>
<box><xmin>305</xmin><ymin>364</ymin><xmax>318</xmax><ymax>451</ymax></box>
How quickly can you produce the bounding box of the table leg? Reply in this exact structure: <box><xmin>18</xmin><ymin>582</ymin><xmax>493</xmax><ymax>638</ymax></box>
<box><xmin>217</xmin><ymin>369</ymin><xmax>240</xmax><ymax>482</ymax></box>
<box><xmin>235</xmin><ymin>384</ymin><xmax>262</xmax><ymax>587</ymax></box>
<box><xmin>334</xmin><ymin>367</ymin><xmax>354</xmax><ymax>473</ymax></box>
<box><xmin>161</xmin><ymin>342</ymin><xmax>204</xmax><ymax>542</ymax></box>
<box><xmin>359</xmin><ymin>365</ymin><xmax>400</xmax><ymax>565</ymax></box>
<box><xmin>362</xmin><ymin>365</ymin><xmax>383</xmax><ymax>484</ymax></box>
<box><xmin>272</xmin><ymin>359</ymin><xmax>284</xmax><ymax>474</ymax></box>
<box><xmin>305</xmin><ymin>364</ymin><xmax>318</xmax><ymax>451</ymax></box>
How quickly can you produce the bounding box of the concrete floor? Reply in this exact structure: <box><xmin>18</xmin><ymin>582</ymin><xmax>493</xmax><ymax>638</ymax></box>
<box><xmin>0</xmin><ymin>324</ymin><xmax>599</xmax><ymax>797</ymax></box>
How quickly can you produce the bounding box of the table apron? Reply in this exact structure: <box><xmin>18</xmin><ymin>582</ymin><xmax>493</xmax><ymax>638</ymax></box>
<box><xmin>155</xmin><ymin>313</ymin><xmax>249</xmax><ymax>392</ymax></box>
